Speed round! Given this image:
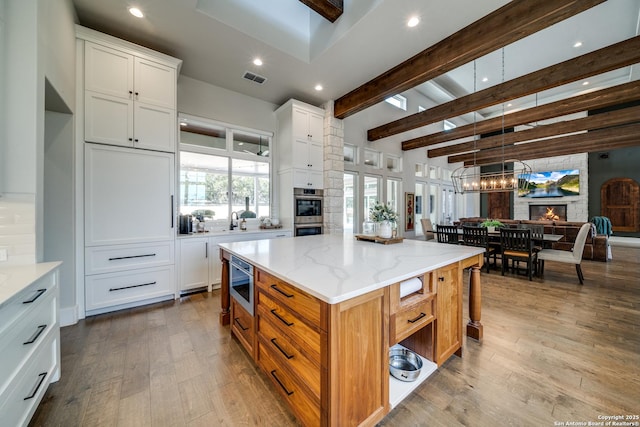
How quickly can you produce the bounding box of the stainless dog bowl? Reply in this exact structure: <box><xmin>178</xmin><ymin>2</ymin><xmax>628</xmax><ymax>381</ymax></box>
<box><xmin>389</xmin><ymin>347</ymin><xmax>423</xmax><ymax>382</ymax></box>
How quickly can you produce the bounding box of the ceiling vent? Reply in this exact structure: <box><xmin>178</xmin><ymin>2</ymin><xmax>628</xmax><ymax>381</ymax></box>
<box><xmin>243</xmin><ymin>71</ymin><xmax>267</xmax><ymax>85</ymax></box>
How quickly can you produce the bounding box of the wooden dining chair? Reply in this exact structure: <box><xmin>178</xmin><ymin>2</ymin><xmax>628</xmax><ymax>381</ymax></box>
<box><xmin>520</xmin><ymin>224</ymin><xmax>545</xmax><ymax>253</ymax></box>
<box><xmin>500</xmin><ymin>228</ymin><xmax>537</xmax><ymax>281</ymax></box>
<box><xmin>462</xmin><ymin>226</ymin><xmax>497</xmax><ymax>273</ymax></box>
<box><xmin>537</xmin><ymin>223</ymin><xmax>591</xmax><ymax>284</ymax></box>
<box><xmin>436</xmin><ymin>225</ymin><xmax>460</xmax><ymax>244</ymax></box>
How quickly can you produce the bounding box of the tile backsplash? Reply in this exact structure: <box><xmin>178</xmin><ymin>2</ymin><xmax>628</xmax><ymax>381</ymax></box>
<box><xmin>0</xmin><ymin>194</ymin><xmax>36</xmax><ymax>265</ymax></box>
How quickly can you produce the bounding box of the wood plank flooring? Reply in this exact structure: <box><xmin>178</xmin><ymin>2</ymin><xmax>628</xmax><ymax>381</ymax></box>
<box><xmin>30</xmin><ymin>247</ymin><xmax>639</xmax><ymax>427</ymax></box>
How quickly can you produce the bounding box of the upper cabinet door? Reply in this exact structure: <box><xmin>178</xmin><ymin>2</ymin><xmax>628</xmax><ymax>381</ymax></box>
<box><xmin>84</xmin><ymin>42</ymin><xmax>134</xmax><ymax>100</ymax></box>
<box><xmin>84</xmin><ymin>91</ymin><xmax>133</xmax><ymax>147</ymax></box>
<box><xmin>134</xmin><ymin>103</ymin><xmax>176</xmax><ymax>153</ymax></box>
<box><xmin>307</xmin><ymin>112</ymin><xmax>324</xmax><ymax>144</ymax></box>
<box><xmin>292</xmin><ymin>107</ymin><xmax>310</xmax><ymax>141</ymax></box>
<box><xmin>134</xmin><ymin>57</ymin><xmax>176</xmax><ymax>109</ymax></box>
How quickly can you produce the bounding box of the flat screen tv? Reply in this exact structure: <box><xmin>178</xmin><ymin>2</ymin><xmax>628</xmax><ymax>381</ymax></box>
<box><xmin>518</xmin><ymin>169</ymin><xmax>579</xmax><ymax>198</ymax></box>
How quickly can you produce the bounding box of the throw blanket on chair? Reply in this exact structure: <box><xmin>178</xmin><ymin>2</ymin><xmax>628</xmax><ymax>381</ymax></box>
<box><xmin>591</xmin><ymin>216</ymin><xmax>613</xmax><ymax>236</ymax></box>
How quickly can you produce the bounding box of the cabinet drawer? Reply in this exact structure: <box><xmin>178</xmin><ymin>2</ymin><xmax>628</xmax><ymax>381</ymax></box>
<box><xmin>257</xmin><ymin>314</ymin><xmax>321</xmax><ymax>400</ymax></box>
<box><xmin>391</xmin><ymin>297</ymin><xmax>435</xmax><ymax>344</ymax></box>
<box><xmin>0</xmin><ymin>330</ymin><xmax>57</xmax><ymax>427</ymax></box>
<box><xmin>85</xmin><ymin>241</ymin><xmax>174</xmax><ymax>275</ymax></box>
<box><xmin>257</xmin><ymin>293</ymin><xmax>321</xmax><ymax>364</ymax></box>
<box><xmin>231</xmin><ymin>297</ymin><xmax>254</xmax><ymax>356</ymax></box>
<box><xmin>85</xmin><ymin>265</ymin><xmax>175</xmax><ymax>311</ymax></box>
<box><xmin>256</xmin><ymin>269</ymin><xmax>321</xmax><ymax>327</ymax></box>
<box><xmin>0</xmin><ymin>289</ymin><xmax>56</xmax><ymax>395</ymax></box>
<box><xmin>257</xmin><ymin>342</ymin><xmax>320</xmax><ymax>427</ymax></box>
<box><xmin>0</xmin><ymin>275</ymin><xmax>56</xmax><ymax>338</ymax></box>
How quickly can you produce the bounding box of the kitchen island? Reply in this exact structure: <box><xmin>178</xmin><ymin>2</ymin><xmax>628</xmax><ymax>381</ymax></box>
<box><xmin>218</xmin><ymin>234</ymin><xmax>484</xmax><ymax>426</ymax></box>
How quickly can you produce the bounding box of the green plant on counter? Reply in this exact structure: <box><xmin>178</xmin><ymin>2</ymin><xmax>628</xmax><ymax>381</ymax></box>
<box><xmin>369</xmin><ymin>202</ymin><xmax>398</xmax><ymax>224</ymax></box>
<box><xmin>480</xmin><ymin>219</ymin><xmax>504</xmax><ymax>228</ymax></box>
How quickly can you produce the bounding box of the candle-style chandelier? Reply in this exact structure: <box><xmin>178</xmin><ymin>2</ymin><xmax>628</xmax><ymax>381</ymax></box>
<box><xmin>451</xmin><ymin>48</ymin><xmax>531</xmax><ymax>195</ymax></box>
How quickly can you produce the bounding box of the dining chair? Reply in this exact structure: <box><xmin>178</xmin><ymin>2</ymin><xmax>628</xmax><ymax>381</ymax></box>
<box><xmin>520</xmin><ymin>224</ymin><xmax>545</xmax><ymax>253</ymax></box>
<box><xmin>462</xmin><ymin>226</ymin><xmax>497</xmax><ymax>273</ymax></box>
<box><xmin>500</xmin><ymin>228</ymin><xmax>537</xmax><ymax>281</ymax></box>
<box><xmin>537</xmin><ymin>223</ymin><xmax>591</xmax><ymax>284</ymax></box>
<box><xmin>421</xmin><ymin>218</ymin><xmax>435</xmax><ymax>241</ymax></box>
<box><xmin>436</xmin><ymin>225</ymin><xmax>460</xmax><ymax>244</ymax></box>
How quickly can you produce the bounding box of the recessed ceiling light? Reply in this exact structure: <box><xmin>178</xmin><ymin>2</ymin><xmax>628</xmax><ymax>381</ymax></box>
<box><xmin>573</xmin><ymin>41</ymin><xmax>583</xmax><ymax>48</ymax></box>
<box><xmin>315</xmin><ymin>84</ymin><xmax>323</xmax><ymax>91</ymax></box>
<box><xmin>407</xmin><ymin>16</ymin><xmax>420</xmax><ymax>28</ymax></box>
<box><xmin>582</xmin><ymin>81</ymin><xmax>589</xmax><ymax>86</ymax></box>
<box><xmin>482</xmin><ymin>77</ymin><xmax>488</xmax><ymax>82</ymax></box>
<box><xmin>507</xmin><ymin>103</ymin><xmax>512</xmax><ymax>107</ymax></box>
<box><xmin>128</xmin><ymin>7</ymin><xmax>144</xmax><ymax>18</ymax></box>
<box><xmin>179</xmin><ymin>122</ymin><xmax>187</xmax><ymax>127</ymax></box>
<box><xmin>253</xmin><ymin>58</ymin><xmax>263</xmax><ymax>66</ymax></box>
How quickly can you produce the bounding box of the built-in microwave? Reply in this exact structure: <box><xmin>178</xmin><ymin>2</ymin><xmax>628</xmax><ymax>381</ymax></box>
<box><xmin>229</xmin><ymin>255</ymin><xmax>253</xmax><ymax>316</ymax></box>
<box><xmin>294</xmin><ymin>188</ymin><xmax>323</xmax><ymax>225</ymax></box>
<box><xmin>294</xmin><ymin>223</ymin><xmax>323</xmax><ymax>237</ymax></box>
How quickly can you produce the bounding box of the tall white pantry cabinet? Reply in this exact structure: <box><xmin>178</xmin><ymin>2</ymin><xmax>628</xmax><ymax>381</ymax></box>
<box><xmin>76</xmin><ymin>26</ymin><xmax>182</xmax><ymax>316</ymax></box>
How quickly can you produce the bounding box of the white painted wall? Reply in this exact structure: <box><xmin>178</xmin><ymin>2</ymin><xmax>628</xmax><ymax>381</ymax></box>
<box><xmin>177</xmin><ymin>75</ymin><xmax>278</xmax><ymax>133</ymax></box>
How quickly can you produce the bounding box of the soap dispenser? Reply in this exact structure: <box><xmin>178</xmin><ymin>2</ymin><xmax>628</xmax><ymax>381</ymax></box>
<box><xmin>240</xmin><ymin>218</ymin><xmax>247</xmax><ymax>231</ymax></box>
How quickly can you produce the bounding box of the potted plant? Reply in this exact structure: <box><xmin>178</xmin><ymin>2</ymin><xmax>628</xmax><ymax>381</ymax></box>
<box><xmin>480</xmin><ymin>219</ymin><xmax>504</xmax><ymax>233</ymax></box>
<box><xmin>369</xmin><ymin>202</ymin><xmax>398</xmax><ymax>238</ymax></box>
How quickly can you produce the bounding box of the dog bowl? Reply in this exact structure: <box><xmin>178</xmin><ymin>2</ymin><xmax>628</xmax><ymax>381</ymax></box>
<box><xmin>389</xmin><ymin>347</ymin><xmax>423</xmax><ymax>382</ymax></box>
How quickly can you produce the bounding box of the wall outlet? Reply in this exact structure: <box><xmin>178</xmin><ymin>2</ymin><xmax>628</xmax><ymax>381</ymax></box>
<box><xmin>0</xmin><ymin>248</ymin><xmax>8</xmax><ymax>262</ymax></box>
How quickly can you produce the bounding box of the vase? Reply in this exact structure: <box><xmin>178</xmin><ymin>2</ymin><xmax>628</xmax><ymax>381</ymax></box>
<box><xmin>377</xmin><ymin>220</ymin><xmax>393</xmax><ymax>238</ymax></box>
<box><xmin>487</xmin><ymin>226</ymin><xmax>496</xmax><ymax>233</ymax></box>
<box><xmin>362</xmin><ymin>219</ymin><xmax>376</xmax><ymax>236</ymax></box>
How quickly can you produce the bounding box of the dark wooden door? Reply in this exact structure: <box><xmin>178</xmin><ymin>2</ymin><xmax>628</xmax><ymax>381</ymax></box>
<box><xmin>488</xmin><ymin>192</ymin><xmax>510</xmax><ymax>219</ymax></box>
<box><xmin>601</xmin><ymin>178</ymin><xmax>640</xmax><ymax>232</ymax></box>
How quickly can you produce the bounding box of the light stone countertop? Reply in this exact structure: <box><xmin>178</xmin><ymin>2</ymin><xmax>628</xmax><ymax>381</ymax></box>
<box><xmin>219</xmin><ymin>234</ymin><xmax>484</xmax><ymax>304</ymax></box>
<box><xmin>176</xmin><ymin>228</ymin><xmax>292</xmax><ymax>239</ymax></box>
<box><xmin>0</xmin><ymin>262</ymin><xmax>61</xmax><ymax>307</ymax></box>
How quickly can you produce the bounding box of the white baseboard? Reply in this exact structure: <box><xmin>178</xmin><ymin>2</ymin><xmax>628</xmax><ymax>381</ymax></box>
<box><xmin>59</xmin><ymin>305</ymin><xmax>79</xmax><ymax>327</ymax></box>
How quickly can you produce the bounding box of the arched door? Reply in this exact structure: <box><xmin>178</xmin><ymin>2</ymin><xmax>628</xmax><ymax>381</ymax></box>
<box><xmin>601</xmin><ymin>178</ymin><xmax>640</xmax><ymax>232</ymax></box>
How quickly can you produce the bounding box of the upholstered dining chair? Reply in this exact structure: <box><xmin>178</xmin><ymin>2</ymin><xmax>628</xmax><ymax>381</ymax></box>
<box><xmin>537</xmin><ymin>222</ymin><xmax>591</xmax><ymax>284</ymax></box>
<box><xmin>436</xmin><ymin>225</ymin><xmax>460</xmax><ymax>244</ymax></box>
<box><xmin>462</xmin><ymin>226</ymin><xmax>497</xmax><ymax>273</ymax></box>
<box><xmin>421</xmin><ymin>218</ymin><xmax>435</xmax><ymax>241</ymax></box>
<box><xmin>500</xmin><ymin>228</ymin><xmax>537</xmax><ymax>281</ymax></box>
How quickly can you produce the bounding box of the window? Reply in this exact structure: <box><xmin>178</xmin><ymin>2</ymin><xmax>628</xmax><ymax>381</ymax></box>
<box><xmin>363</xmin><ymin>175</ymin><xmax>381</xmax><ymax>219</ymax></box>
<box><xmin>343</xmin><ymin>172</ymin><xmax>357</xmax><ymax>232</ymax></box>
<box><xmin>387</xmin><ymin>178</ymin><xmax>401</xmax><ymax>218</ymax></box>
<box><xmin>444</xmin><ymin>119</ymin><xmax>457</xmax><ymax>131</ymax></box>
<box><xmin>415</xmin><ymin>163</ymin><xmax>425</xmax><ymax>177</ymax></box>
<box><xmin>363</xmin><ymin>149</ymin><xmax>381</xmax><ymax>168</ymax></box>
<box><xmin>418</xmin><ymin>105</ymin><xmax>426</xmax><ymax>112</ymax></box>
<box><xmin>386</xmin><ymin>155</ymin><xmax>401</xmax><ymax>173</ymax></box>
<box><xmin>179</xmin><ymin>114</ymin><xmax>271</xmax><ymax>223</ymax></box>
<box><xmin>344</xmin><ymin>144</ymin><xmax>356</xmax><ymax>164</ymax></box>
<box><xmin>384</xmin><ymin>94</ymin><xmax>407</xmax><ymax>111</ymax></box>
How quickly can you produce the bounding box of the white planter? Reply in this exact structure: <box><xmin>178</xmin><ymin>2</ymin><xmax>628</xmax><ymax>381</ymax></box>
<box><xmin>377</xmin><ymin>221</ymin><xmax>393</xmax><ymax>238</ymax></box>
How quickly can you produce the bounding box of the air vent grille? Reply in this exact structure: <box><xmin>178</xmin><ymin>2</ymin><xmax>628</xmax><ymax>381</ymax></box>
<box><xmin>243</xmin><ymin>71</ymin><xmax>267</xmax><ymax>84</ymax></box>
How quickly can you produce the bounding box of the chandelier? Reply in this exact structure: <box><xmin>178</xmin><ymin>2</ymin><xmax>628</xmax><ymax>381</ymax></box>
<box><xmin>450</xmin><ymin>49</ymin><xmax>531</xmax><ymax>195</ymax></box>
<box><xmin>451</xmin><ymin>160</ymin><xmax>531</xmax><ymax>194</ymax></box>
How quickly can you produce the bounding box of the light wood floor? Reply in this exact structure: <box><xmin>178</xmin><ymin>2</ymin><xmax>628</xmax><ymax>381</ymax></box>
<box><xmin>30</xmin><ymin>247</ymin><xmax>640</xmax><ymax>427</ymax></box>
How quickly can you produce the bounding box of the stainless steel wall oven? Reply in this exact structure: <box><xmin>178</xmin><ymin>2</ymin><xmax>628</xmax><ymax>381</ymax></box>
<box><xmin>293</xmin><ymin>188</ymin><xmax>323</xmax><ymax>236</ymax></box>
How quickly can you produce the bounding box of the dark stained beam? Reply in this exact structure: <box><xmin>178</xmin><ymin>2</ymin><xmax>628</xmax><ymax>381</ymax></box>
<box><xmin>428</xmin><ymin>105</ymin><xmax>640</xmax><ymax>158</ymax></box>
<box><xmin>454</xmin><ymin>123</ymin><xmax>640</xmax><ymax>166</ymax></box>
<box><xmin>369</xmin><ymin>35</ymin><xmax>640</xmax><ymax>141</ymax></box>
<box><xmin>333</xmin><ymin>0</ymin><xmax>605</xmax><ymax>119</ymax></box>
<box><xmin>402</xmin><ymin>80</ymin><xmax>640</xmax><ymax>150</ymax></box>
<box><xmin>299</xmin><ymin>0</ymin><xmax>343</xmax><ymax>22</ymax></box>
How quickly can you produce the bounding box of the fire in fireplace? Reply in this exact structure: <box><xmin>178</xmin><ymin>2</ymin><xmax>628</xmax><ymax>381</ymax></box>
<box><xmin>529</xmin><ymin>204</ymin><xmax>567</xmax><ymax>221</ymax></box>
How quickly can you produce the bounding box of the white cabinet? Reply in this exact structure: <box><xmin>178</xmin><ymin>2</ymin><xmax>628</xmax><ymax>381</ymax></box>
<box><xmin>83</xmin><ymin>39</ymin><xmax>178</xmax><ymax>152</ymax></box>
<box><xmin>178</xmin><ymin>237</ymin><xmax>210</xmax><ymax>292</ymax></box>
<box><xmin>276</xmin><ymin>99</ymin><xmax>325</xmax><ymax>191</ymax></box>
<box><xmin>84</xmin><ymin>144</ymin><xmax>175</xmax><ymax>246</ymax></box>
<box><xmin>0</xmin><ymin>264</ymin><xmax>60</xmax><ymax>427</ymax></box>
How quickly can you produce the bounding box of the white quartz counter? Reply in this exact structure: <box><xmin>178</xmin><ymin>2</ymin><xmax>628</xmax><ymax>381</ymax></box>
<box><xmin>0</xmin><ymin>262</ymin><xmax>62</xmax><ymax>307</ymax></box>
<box><xmin>219</xmin><ymin>234</ymin><xmax>484</xmax><ymax>304</ymax></box>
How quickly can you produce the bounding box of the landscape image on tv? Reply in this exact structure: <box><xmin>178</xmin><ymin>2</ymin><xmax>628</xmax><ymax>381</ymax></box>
<box><xmin>518</xmin><ymin>169</ymin><xmax>580</xmax><ymax>198</ymax></box>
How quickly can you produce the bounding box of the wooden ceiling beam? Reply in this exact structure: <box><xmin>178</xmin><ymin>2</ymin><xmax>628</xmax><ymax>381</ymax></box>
<box><xmin>428</xmin><ymin>105</ymin><xmax>640</xmax><ymax>158</ymax></box>
<box><xmin>453</xmin><ymin>123</ymin><xmax>640</xmax><ymax>165</ymax></box>
<box><xmin>298</xmin><ymin>0</ymin><xmax>343</xmax><ymax>22</ymax></box>
<box><xmin>370</xmin><ymin>35</ymin><xmax>640</xmax><ymax>141</ymax></box>
<box><xmin>333</xmin><ymin>0</ymin><xmax>604</xmax><ymax>119</ymax></box>
<box><xmin>402</xmin><ymin>80</ymin><xmax>640</xmax><ymax>151</ymax></box>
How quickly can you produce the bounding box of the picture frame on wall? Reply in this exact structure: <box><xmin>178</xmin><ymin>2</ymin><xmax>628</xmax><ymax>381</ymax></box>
<box><xmin>405</xmin><ymin>192</ymin><xmax>415</xmax><ymax>232</ymax></box>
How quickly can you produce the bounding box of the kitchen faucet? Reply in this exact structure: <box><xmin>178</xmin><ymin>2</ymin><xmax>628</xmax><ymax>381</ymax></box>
<box><xmin>230</xmin><ymin>211</ymin><xmax>238</xmax><ymax>230</ymax></box>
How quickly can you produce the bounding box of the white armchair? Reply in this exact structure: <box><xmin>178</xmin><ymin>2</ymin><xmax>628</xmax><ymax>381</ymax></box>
<box><xmin>537</xmin><ymin>223</ymin><xmax>591</xmax><ymax>284</ymax></box>
<box><xmin>421</xmin><ymin>219</ymin><xmax>435</xmax><ymax>241</ymax></box>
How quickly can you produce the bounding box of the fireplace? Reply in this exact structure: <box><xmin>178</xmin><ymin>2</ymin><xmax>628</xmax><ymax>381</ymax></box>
<box><xmin>529</xmin><ymin>204</ymin><xmax>567</xmax><ymax>221</ymax></box>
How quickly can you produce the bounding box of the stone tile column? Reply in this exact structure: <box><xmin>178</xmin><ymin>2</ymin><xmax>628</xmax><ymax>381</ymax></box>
<box><xmin>322</xmin><ymin>101</ymin><xmax>344</xmax><ymax>235</ymax></box>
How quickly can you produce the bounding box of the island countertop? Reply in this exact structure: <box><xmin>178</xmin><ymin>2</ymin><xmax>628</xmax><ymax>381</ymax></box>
<box><xmin>0</xmin><ymin>261</ymin><xmax>62</xmax><ymax>307</ymax></box>
<box><xmin>219</xmin><ymin>234</ymin><xmax>484</xmax><ymax>304</ymax></box>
